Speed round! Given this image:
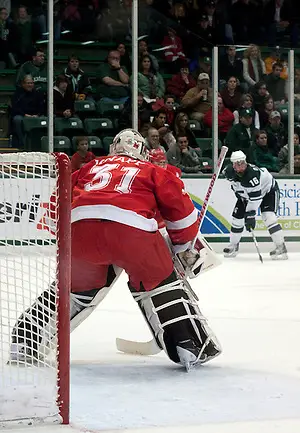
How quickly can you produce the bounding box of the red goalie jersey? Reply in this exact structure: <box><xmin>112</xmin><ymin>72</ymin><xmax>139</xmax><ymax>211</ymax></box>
<box><xmin>71</xmin><ymin>154</ymin><xmax>199</xmax><ymax>246</ymax></box>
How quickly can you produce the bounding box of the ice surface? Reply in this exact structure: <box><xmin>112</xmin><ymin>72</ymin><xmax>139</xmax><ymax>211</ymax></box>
<box><xmin>2</xmin><ymin>251</ymin><xmax>300</xmax><ymax>433</ymax></box>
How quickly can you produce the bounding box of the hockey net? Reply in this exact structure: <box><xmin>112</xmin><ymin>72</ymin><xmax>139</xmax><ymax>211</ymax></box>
<box><xmin>0</xmin><ymin>152</ymin><xmax>71</xmax><ymax>426</ymax></box>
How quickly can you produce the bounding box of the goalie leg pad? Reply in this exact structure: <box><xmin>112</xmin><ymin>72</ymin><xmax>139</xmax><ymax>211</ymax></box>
<box><xmin>130</xmin><ymin>274</ymin><xmax>222</xmax><ymax>365</ymax></box>
<box><xmin>10</xmin><ymin>265</ymin><xmax>122</xmax><ymax>362</ymax></box>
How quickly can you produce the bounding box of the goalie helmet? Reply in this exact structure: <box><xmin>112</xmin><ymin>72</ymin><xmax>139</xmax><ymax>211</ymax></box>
<box><xmin>110</xmin><ymin>129</ymin><xmax>149</xmax><ymax>161</ymax></box>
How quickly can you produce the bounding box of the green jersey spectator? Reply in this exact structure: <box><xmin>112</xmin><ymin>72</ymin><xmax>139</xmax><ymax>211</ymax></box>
<box><xmin>249</xmin><ymin>130</ymin><xmax>279</xmax><ymax>172</ymax></box>
<box><xmin>96</xmin><ymin>50</ymin><xmax>130</xmax><ymax>102</ymax></box>
<box><xmin>225</xmin><ymin>108</ymin><xmax>258</xmax><ymax>158</ymax></box>
<box><xmin>16</xmin><ymin>47</ymin><xmax>47</xmax><ymax>94</ymax></box>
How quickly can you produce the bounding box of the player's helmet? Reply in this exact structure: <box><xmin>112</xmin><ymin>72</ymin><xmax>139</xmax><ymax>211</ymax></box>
<box><xmin>149</xmin><ymin>148</ymin><xmax>167</xmax><ymax>167</ymax></box>
<box><xmin>230</xmin><ymin>150</ymin><xmax>247</xmax><ymax>163</ymax></box>
<box><xmin>110</xmin><ymin>129</ymin><xmax>149</xmax><ymax>161</ymax></box>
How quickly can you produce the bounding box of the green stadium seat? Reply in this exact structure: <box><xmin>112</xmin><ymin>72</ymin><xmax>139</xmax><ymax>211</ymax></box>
<box><xmin>23</xmin><ymin>116</ymin><xmax>48</xmax><ymax>151</ymax></box>
<box><xmin>41</xmin><ymin>136</ymin><xmax>72</xmax><ymax>154</ymax></box>
<box><xmin>74</xmin><ymin>100</ymin><xmax>96</xmax><ymax>118</ymax></box>
<box><xmin>84</xmin><ymin>118</ymin><xmax>114</xmax><ymax>137</ymax></box>
<box><xmin>199</xmin><ymin>157</ymin><xmax>213</xmax><ymax>173</ymax></box>
<box><xmin>54</xmin><ymin>117</ymin><xmax>84</xmax><ymax>139</ymax></box>
<box><xmin>189</xmin><ymin>120</ymin><xmax>202</xmax><ymax>137</ymax></box>
<box><xmin>72</xmin><ymin>135</ymin><xmax>103</xmax><ymax>152</ymax></box>
<box><xmin>97</xmin><ymin>100</ymin><xmax>123</xmax><ymax>118</ymax></box>
<box><xmin>102</xmin><ymin>136</ymin><xmax>114</xmax><ymax>154</ymax></box>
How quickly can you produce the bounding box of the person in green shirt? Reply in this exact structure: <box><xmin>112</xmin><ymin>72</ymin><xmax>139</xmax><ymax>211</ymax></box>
<box><xmin>225</xmin><ymin>107</ymin><xmax>258</xmax><ymax>158</ymax></box>
<box><xmin>96</xmin><ymin>50</ymin><xmax>130</xmax><ymax>103</ymax></box>
<box><xmin>16</xmin><ymin>47</ymin><xmax>47</xmax><ymax>94</ymax></box>
<box><xmin>249</xmin><ymin>130</ymin><xmax>279</xmax><ymax>173</ymax></box>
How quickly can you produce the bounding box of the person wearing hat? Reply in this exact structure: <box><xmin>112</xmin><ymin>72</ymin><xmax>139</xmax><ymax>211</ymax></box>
<box><xmin>191</xmin><ymin>14</ymin><xmax>216</xmax><ymax>58</ymax></box>
<box><xmin>225</xmin><ymin>108</ymin><xmax>259</xmax><ymax>158</ymax></box>
<box><xmin>265</xmin><ymin>111</ymin><xmax>286</xmax><ymax>156</ymax></box>
<box><xmin>181</xmin><ymin>72</ymin><xmax>212</xmax><ymax>122</ymax></box>
<box><xmin>222</xmin><ymin>150</ymin><xmax>287</xmax><ymax>260</ymax></box>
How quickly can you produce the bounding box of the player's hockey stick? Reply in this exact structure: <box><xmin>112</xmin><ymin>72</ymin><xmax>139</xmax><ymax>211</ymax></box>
<box><xmin>116</xmin><ymin>147</ymin><xmax>229</xmax><ymax>357</ymax></box>
<box><xmin>197</xmin><ymin>145</ymin><xmax>228</xmax><ymax>230</ymax></box>
<box><xmin>250</xmin><ymin>228</ymin><xmax>263</xmax><ymax>264</ymax></box>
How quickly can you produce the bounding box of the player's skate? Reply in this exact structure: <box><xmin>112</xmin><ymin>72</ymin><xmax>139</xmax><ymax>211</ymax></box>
<box><xmin>223</xmin><ymin>243</ymin><xmax>239</xmax><ymax>258</ymax></box>
<box><xmin>270</xmin><ymin>244</ymin><xmax>288</xmax><ymax>260</ymax></box>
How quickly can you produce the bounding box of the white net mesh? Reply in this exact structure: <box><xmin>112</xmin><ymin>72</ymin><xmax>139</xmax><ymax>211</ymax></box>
<box><xmin>0</xmin><ymin>153</ymin><xmax>67</xmax><ymax>426</ymax></box>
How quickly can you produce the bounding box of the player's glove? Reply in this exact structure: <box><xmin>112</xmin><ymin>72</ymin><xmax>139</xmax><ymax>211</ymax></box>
<box><xmin>245</xmin><ymin>213</ymin><xmax>256</xmax><ymax>232</ymax></box>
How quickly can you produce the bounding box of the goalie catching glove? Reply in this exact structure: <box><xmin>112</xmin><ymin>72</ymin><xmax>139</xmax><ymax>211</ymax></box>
<box><xmin>172</xmin><ymin>232</ymin><xmax>221</xmax><ymax>279</ymax></box>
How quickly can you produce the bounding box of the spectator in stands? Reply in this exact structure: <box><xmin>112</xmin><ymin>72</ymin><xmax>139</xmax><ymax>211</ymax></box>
<box><xmin>264</xmin><ymin>47</ymin><xmax>288</xmax><ymax>80</ymax></box>
<box><xmin>138</xmin><ymin>39</ymin><xmax>159</xmax><ymax>72</ymax></box>
<box><xmin>10</xmin><ymin>6</ymin><xmax>40</xmax><ymax>63</ymax></box>
<box><xmin>204</xmin><ymin>96</ymin><xmax>234</xmax><ymax>142</ymax></box>
<box><xmin>181</xmin><ymin>72</ymin><xmax>212</xmax><ymax>122</ymax></box>
<box><xmin>161</xmin><ymin>25</ymin><xmax>186</xmax><ymax>73</ymax></box>
<box><xmin>145</xmin><ymin>127</ymin><xmax>166</xmax><ymax>152</ymax></box>
<box><xmin>278</xmin><ymin>133</ymin><xmax>300</xmax><ymax>174</ymax></box>
<box><xmin>167</xmin><ymin>134</ymin><xmax>202</xmax><ymax>174</ymax></box>
<box><xmin>230</xmin><ymin>0</ymin><xmax>259</xmax><ymax>45</ymax></box>
<box><xmin>225</xmin><ymin>108</ymin><xmax>258</xmax><ymax>158</ymax></box>
<box><xmin>163</xmin><ymin>95</ymin><xmax>176</xmax><ymax>128</ymax></box>
<box><xmin>53</xmin><ymin>75</ymin><xmax>74</xmax><ymax>118</ymax></box>
<box><xmin>71</xmin><ymin>136</ymin><xmax>96</xmax><ymax>173</ymax></box>
<box><xmin>16</xmin><ymin>47</ymin><xmax>47</xmax><ymax>94</ymax></box>
<box><xmin>233</xmin><ymin>94</ymin><xmax>260</xmax><ymax>129</ymax></box>
<box><xmin>249</xmin><ymin>130</ymin><xmax>279</xmax><ymax>173</ymax></box>
<box><xmin>265</xmin><ymin>111</ymin><xmax>286</xmax><ymax>156</ymax></box>
<box><xmin>0</xmin><ymin>7</ymin><xmax>13</xmax><ymax>68</ymax></box>
<box><xmin>220</xmin><ymin>76</ymin><xmax>243</xmax><ymax>113</ymax></box>
<box><xmin>116</xmin><ymin>42</ymin><xmax>131</xmax><ymax>74</ymax></box>
<box><xmin>173</xmin><ymin>112</ymin><xmax>198</xmax><ymax>149</ymax></box>
<box><xmin>251</xmin><ymin>81</ymin><xmax>269</xmax><ymax>112</ymax></box>
<box><xmin>295</xmin><ymin>69</ymin><xmax>300</xmax><ymax>104</ymax></box>
<box><xmin>242</xmin><ymin>45</ymin><xmax>266</xmax><ymax>89</ymax></box>
<box><xmin>136</xmin><ymin>55</ymin><xmax>165</xmax><ymax>103</ymax></box>
<box><xmin>259</xmin><ymin>95</ymin><xmax>275</xmax><ymax>129</ymax></box>
<box><xmin>96</xmin><ymin>50</ymin><xmax>130</xmax><ymax>103</ymax></box>
<box><xmin>219</xmin><ymin>46</ymin><xmax>243</xmax><ymax>84</ymax></box>
<box><xmin>139</xmin><ymin>0</ymin><xmax>167</xmax><ymax>44</ymax></box>
<box><xmin>10</xmin><ymin>74</ymin><xmax>45</xmax><ymax>148</ymax></box>
<box><xmin>265</xmin><ymin>63</ymin><xmax>288</xmax><ymax>106</ymax></box>
<box><xmin>191</xmin><ymin>14</ymin><xmax>216</xmax><ymax>58</ymax></box>
<box><xmin>263</xmin><ymin>0</ymin><xmax>299</xmax><ymax>49</ymax></box>
<box><xmin>119</xmin><ymin>92</ymin><xmax>151</xmax><ymax>133</ymax></box>
<box><xmin>63</xmin><ymin>54</ymin><xmax>93</xmax><ymax>101</ymax></box>
<box><xmin>150</xmin><ymin>108</ymin><xmax>176</xmax><ymax>150</ymax></box>
<box><xmin>200</xmin><ymin>0</ymin><xmax>227</xmax><ymax>44</ymax></box>
<box><xmin>166</xmin><ymin>60</ymin><xmax>196</xmax><ymax>101</ymax></box>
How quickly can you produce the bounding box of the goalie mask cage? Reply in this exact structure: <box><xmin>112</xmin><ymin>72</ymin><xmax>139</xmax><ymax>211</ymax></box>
<box><xmin>0</xmin><ymin>152</ymin><xmax>71</xmax><ymax>426</ymax></box>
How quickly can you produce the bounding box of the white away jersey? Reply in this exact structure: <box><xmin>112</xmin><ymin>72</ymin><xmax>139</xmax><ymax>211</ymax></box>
<box><xmin>223</xmin><ymin>163</ymin><xmax>276</xmax><ymax>214</ymax></box>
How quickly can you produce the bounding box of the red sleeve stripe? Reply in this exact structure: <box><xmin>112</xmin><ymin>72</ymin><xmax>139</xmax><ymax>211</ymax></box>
<box><xmin>165</xmin><ymin>208</ymin><xmax>199</xmax><ymax>230</ymax></box>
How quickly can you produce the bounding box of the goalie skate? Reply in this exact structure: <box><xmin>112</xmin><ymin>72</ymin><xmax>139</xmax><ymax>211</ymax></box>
<box><xmin>223</xmin><ymin>244</ymin><xmax>239</xmax><ymax>258</ymax></box>
<box><xmin>270</xmin><ymin>244</ymin><xmax>288</xmax><ymax>260</ymax></box>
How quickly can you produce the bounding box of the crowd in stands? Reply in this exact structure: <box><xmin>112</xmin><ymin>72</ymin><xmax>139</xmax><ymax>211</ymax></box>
<box><xmin>0</xmin><ymin>0</ymin><xmax>300</xmax><ymax>175</ymax></box>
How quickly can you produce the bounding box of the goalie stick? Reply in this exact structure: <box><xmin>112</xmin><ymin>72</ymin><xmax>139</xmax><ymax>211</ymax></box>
<box><xmin>116</xmin><ymin>146</ymin><xmax>228</xmax><ymax>356</ymax></box>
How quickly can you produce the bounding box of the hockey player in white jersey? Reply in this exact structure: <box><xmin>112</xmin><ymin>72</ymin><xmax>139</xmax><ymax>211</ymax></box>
<box><xmin>223</xmin><ymin>150</ymin><xmax>287</xmax><ymax>260</ymax></box>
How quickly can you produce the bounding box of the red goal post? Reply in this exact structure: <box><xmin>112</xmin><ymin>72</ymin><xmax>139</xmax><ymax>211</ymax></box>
<box><xmin>0</xmin><ymin>152</ymin><xmax>71</xmax><ymax>426</ymax></box>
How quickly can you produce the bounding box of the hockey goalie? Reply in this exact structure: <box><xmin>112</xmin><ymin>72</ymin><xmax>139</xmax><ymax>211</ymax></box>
<box><xmin>10</xmin><ymin>129</ymin><xmax>222</xmax><ymax>371</ymax></box>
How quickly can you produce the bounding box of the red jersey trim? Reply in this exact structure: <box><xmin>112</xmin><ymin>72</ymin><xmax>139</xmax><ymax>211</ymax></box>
<box><xmin>71</xmin><ymin>204</ymin><xmax>158</xmax><ymax>232</ymax></box>
<box><xmin>165</xmin><ymin>208</ymin><xmax>198</xmax><ymax>230</ymax></box>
